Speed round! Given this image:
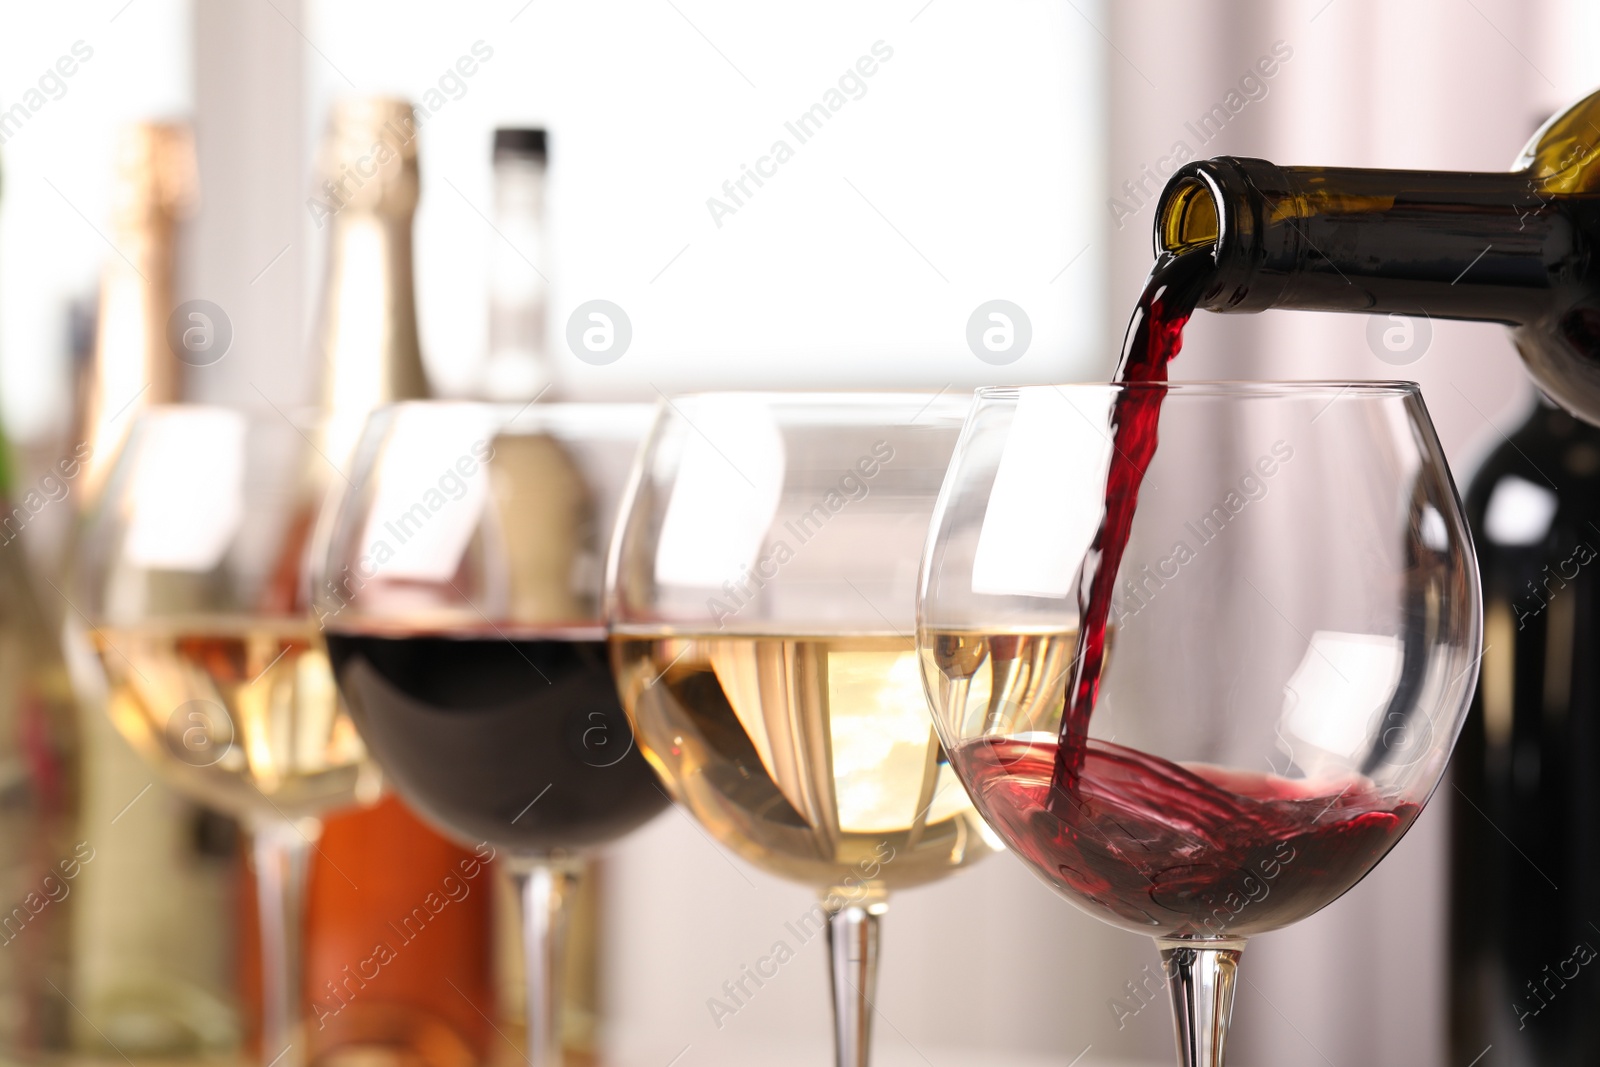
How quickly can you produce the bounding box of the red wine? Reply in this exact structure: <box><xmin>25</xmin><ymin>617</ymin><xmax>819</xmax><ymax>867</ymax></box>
<box><xmin>324</xmin><ymin>629</ymin><xmax>667</xmax><ymax>855</ymax></box>
<box><xmin>1053</xmin><ymin>249</ymin><xmax>1216</xmax><ymax>794</ymax></box>
<box><xmin>957</xmin><ymin>736</ymin><xmax>1418</xmax><ymax>938</ymax></box>
<box><xmin>1012</xmin><ymin>249</ymin><xmax>1414</xmax><ymax>936</ymax></box>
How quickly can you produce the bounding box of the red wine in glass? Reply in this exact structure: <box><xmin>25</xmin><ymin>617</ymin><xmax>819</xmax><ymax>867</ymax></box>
<box><xmin>956</xmin><ymin>736</ymin><xmax>1419</xmax><ymax>938</ymax></box>
<box><xmin>324</xmin><ymin>627</ymin><xmax>668</xmax><ymax>854</ymax></box>
<box><xmin>1019</xmin><ymin>249</ymin><xmax>1420</xmax><ymax>935</ymax></box>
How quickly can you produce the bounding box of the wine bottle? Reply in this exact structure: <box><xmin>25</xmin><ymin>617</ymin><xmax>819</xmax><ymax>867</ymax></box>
<box><xmin>76</xmin><ymin>122</ymin><xmax>193</xmax><ymax>498</ymax></box>
<box><xmin>1150</xmin><ymin>86</ymin><xmax>1600</xmax><ymax>423</ymax></box>
<box><xmin>1450</xmin><ymin>398</ymin><xmax>1600</xmax><ymax>1063</ymax></box>
<box><xmin>65</xmin><ymin>121</ymin><xmax>241</xmax><ymax>1057</ymax></box>
<box><xmin>483</xmin><ymin>128</ymin><xmax>553</xmax><ymax>401</ymax></box>
<box><xmin>0</xmin><ymin>230</ymin><xmax>82</xmax><ymax>1058</ymax></box>
<box><xmin>307</xmin><ymin>99</ymin><xmax>428</xmax><ymax>467</ymax></box>
<box><xmin>0</xmin><ymin>418</ymin><xmax>82</xmax><ymax>1061</ymax></box>
<box><xmin>471</xmin><ymin>126</ymin><xmax>608</xmax><ymax>1064</ymax></box>
<box><xmin>294</xmin><ymin>97</ymin><xmax>496</xmax><ymax>1067</ymax></box>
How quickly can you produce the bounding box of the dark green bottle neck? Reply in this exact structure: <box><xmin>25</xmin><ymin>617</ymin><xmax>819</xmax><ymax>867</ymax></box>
<box><xmin>1155</xmin><ymin>156</ymin><xmax>1571</xmax><ymax>324</ymax></box>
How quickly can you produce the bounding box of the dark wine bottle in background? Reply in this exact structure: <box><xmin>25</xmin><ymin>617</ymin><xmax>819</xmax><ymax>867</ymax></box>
<box><xmin>1450</xmin><ymin>398</ymin><xmax>1600</xmax><ymax>1064</ymax></box>
<box><xmin>1150</xmin><ymin>86</ymin><xmax>1600</xmax><ymax>424</ymax></box>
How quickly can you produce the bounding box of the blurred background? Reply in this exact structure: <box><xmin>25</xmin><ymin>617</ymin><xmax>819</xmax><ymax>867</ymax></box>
<box><xmin>0</xmin><ymin>0</ymin><xmax>1591</xmax><ymax>1064</ymax></box>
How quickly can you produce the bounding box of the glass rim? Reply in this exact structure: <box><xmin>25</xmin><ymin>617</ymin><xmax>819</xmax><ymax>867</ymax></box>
<box><xmin>976</xmin><ymin>380</ymin><xmax>1421</xmax><ymax>399</ymax></box>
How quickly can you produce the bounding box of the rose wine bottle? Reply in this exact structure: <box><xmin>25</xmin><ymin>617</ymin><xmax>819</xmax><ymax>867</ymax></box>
<box><xmin>64</xmin><ymin>121</ymin><xmax>242</xmax><ymax>1058</ymax></box>
<box><xmin>1451</xmin><ymin>399</ymin><xmax>1600</xmax><ymax>1063</ymax></box>
<box><xmin>1150</xmin><ymin>87</ymin><xmax>1600</xmax><ymax>423</ymax></box>
<box><xmin>284</xmin><ymin>98</ymin><xmax>495</xmax><ymax>1067</ymax></box>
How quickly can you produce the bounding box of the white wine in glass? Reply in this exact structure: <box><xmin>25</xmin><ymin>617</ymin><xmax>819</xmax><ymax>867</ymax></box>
<box><xmin>607</xmin><ymin>392</ymin><xmax>990</xmax><ymax>1067</ymax></box>
<box><xmin>612</xmin><ymin>631</ymin><xmax>990</xmax><ymax>891</ymax></box>
<box><xmin>91</xmin><ymin>616</ymin><xmax>359</xmax><ymax>820</ymax></box>
<box><xmin>74</xmin><ymin>406</ymin><xmax>375</xmax><ymax>1067</ymax></box>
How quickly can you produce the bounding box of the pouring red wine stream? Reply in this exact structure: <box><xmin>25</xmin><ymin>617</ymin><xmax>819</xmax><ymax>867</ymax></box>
<box><xmin>944</xmin><ymin>246</ymin><xmax>1422</xmax><ymax>937</ymax></box>
<box><xmin>1050</xmin><ymin>248</ymin><xmax>1214</xmax><ymax>795</ymax></box>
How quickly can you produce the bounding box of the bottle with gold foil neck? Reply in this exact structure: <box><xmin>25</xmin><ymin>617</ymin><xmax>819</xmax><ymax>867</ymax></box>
<box><xmin>293</xmin><ymin>98</ymin><xmax>496</xmax><ymax>1067</ymax></box>
<box><xmin>63</xmin><ymin>121</ymin><xmax>241</xmax><ymax>1059</ymax></box>
<box><xmin>310</xmin><ymin>98</ymin><xmax>429</xmax><ymax>468</ymax></box>
<box><xmin>1152</xmin><ymin>86</ymin><xmax>1600</xmax><ymax>423</ymax></box>
<box><xmin>76</xmin><ymin>122</ymin><xmax>196</xmax><ymax>501</ymax></box>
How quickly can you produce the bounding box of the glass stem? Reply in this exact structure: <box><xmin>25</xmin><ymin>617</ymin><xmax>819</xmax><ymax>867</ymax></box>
<box><xmin>1158</xmin><ymin>939</ymin><xmax>1244</xmax><ymax>1067</ymax></box>
<box><xmin>825</xmin><ymin>890</ymin><xmax>887</xmax><ymax>1067</ymax></box>
<box><xmin>253</xmin><ymin>819</ymin><xmax>316</xmax><ymax>1067</ymax></box>
<box><xmin>514</xmin><ymin>862</ymin><xmax>579</xmax><ymax>1067</ymax></box>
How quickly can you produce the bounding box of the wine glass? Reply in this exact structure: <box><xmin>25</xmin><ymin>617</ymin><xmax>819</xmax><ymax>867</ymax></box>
<box><xmin>72</xmin><ymin>404</ymin><xmax>377</xmax><ymax>1067</ymax></box>
<box><xmin>311</xmin><ymin>400</ymin><xmax>668</xmax><ymax>1067</ymax></box>
<box><xmin>916</xmin><ymin>383</ymin><xmax>1480</xmax><ymax>1066</ymax></box>
<box><xmin>606</xmin><ymin>391</ymin><xmax>996</xmax><ymax>1067</ymax></box>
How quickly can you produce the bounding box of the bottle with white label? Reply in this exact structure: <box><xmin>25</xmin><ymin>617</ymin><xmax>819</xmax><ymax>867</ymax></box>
<box><xmin>295</xmin><ymin>98</ymin><xmax>497</xmax><ymax>1067</ymax></box>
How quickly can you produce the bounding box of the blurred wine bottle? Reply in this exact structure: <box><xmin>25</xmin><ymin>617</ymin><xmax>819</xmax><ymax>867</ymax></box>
<box><xmin>1451</xmin><ymin>399</ymin><xmax>1600</xmax><ymax>1063</ymax></box>
<box><xmin>76</xmin><ymin>123</ymin><xmax>192</xmax><ymax>499</ymax></box>
<box><xmin>293</xmin><ymin>98</ymin><xmax>495</xmax><ymax>1067</ymax></box>
<box><xmin>63</xmin><ymin>121</ymin><xmax>241</xmax><ymax>1058</ymax></box>
<box><xmin>0</xmin><ymin>156</ymin><xmax>83</xmax><ymax>1061</ymax></box>
<box><xmin>483</xmin><ymin>129</ymin><xmax>552</xmax><ymax>401</ymax></box>
<box><xmin>475</xmin><ymin>127</ymin><xmax>607</xmax><ymax>1064</ymax></box>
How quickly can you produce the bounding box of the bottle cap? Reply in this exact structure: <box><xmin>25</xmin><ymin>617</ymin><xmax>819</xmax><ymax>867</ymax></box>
<box><xmin>493</xmin><ymin>127</ymin><xmax>547</xmax><ymax>162</ymax></box>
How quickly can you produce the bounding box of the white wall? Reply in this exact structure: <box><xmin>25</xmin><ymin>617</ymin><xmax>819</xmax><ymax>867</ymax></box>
<box><xmin>300</xmin><ymin>0</ymin><xmax>1108</xmax><ymax>401</ymax></box>
<box><xmin>0</xmin><ymin>0</ymin><xmax>191</xmax><ymax>442</ymax></box>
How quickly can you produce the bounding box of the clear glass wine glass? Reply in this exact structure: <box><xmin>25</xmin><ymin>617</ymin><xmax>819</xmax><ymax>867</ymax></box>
<box><xmin>606</xmin><ymin>391</ymin><xmax>996</xmax><ymax>1067</ymax></box>
<box><xmin>311</xmin><ymin>400</ymin><xmax>668</xmax><ymax>1067</ymax></box>
<box><xmin>71</xmin><ymin>404</ymin><xmax>377</xmax><ymax>1067</ymax></box>
<box><xmin>916</xmin><ymin>383</ymin><xmax>1481</xmax><ymax>1067</ymax></box>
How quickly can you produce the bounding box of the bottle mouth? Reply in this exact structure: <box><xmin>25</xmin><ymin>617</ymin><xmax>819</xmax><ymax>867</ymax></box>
<box><xmin>1157</xmin><ymin>176</ymin><xmax>1220</xmax><ymax>254</ymax></box>
<box><xmin>1153</xmin><ymin>158</ymin><xmax>1293</xmax><ymax>312</ymax></box>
